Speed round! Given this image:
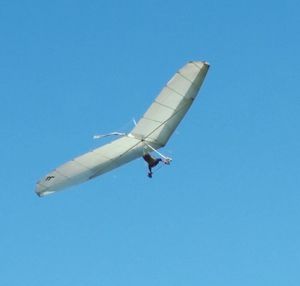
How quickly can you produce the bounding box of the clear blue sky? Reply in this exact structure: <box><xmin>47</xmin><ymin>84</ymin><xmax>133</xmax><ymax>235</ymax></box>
<box><xmin>1</xmin><ymin>0</ymin><xmax>300</xmax><ymax>285</ymax></box>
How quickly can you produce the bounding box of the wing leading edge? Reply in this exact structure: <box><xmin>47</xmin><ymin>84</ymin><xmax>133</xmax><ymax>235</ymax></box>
<box><xmin>35</xmin><ymin>61</ymin><xmax>209</xmax><ymax>196</ymax></box>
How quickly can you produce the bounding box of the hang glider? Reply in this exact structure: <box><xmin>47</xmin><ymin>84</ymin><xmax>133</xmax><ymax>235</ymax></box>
<box><xmin>35</xmin><ymin>61</ymin><xmax>210</xmax><ymax>197</ymax></box>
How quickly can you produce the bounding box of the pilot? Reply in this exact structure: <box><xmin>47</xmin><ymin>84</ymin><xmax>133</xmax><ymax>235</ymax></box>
<box><xmin>143</xmin><ymin>153</ymin><xmax>166</xmax><ymax>178</ymax></box>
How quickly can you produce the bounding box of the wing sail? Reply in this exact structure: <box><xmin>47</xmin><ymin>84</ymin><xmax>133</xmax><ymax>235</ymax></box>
<box><xmin>130</xmin><ymin>61</ymin><xmax>209</xmax><ymax>147</ymax></box>
<box><xmin>35</xmin><ymin>136</ymin><xmax>143</xmax><ymax>196</ymax></box>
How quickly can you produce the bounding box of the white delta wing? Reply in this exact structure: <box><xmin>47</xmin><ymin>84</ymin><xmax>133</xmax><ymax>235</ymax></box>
<box><xmin>35</xmin><ymin>61</ymin><xmax>209</xmax><ymax>196</ymax></box>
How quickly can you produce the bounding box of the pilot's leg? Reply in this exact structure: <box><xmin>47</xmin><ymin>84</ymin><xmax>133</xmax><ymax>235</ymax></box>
<box><xmin>148</xmin><ymin>165</ymin><xmax>153</xmax><ymax>178</ymax></box>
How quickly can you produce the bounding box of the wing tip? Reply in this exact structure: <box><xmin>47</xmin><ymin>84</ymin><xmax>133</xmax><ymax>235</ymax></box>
<box><xmin>189</xmin><ymin>60</ymin><xmax>210</xmax><ymax>68</ymax></box>
<box><xmin>35</xmin><ymin>181</ymin><xmax>55</xmax><ymax>197</ymax></box>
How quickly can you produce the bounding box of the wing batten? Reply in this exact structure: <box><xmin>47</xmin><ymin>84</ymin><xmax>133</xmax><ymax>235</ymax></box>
<box><xmin>154</xmin><ymin>100</ymin><xmax>177</xmax><ymax>111</ymax></box>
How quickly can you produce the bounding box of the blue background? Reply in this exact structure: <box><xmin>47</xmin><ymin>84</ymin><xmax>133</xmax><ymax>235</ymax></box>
<box><xmin>1</xmin><ymin>0</ymin><xmax>299</xmax><ymax>285</ymax></box>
